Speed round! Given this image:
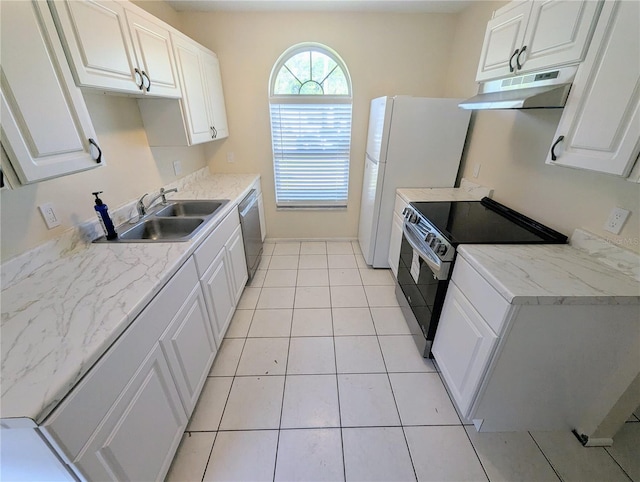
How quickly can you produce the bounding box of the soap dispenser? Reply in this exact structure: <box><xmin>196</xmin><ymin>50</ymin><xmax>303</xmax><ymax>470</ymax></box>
<box><xmin>92</xmin><ymin>191</ymin><xmax>118</xmax><ymax>240</ymax></box>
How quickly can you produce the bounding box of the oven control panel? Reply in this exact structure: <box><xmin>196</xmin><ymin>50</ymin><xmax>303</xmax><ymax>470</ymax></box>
<box><xmin>402</xmin><ymin>207</ymin><xmax>454</xmax><ymax>262</ymax></box>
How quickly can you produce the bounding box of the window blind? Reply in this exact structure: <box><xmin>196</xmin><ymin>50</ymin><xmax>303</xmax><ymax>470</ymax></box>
<box><xmin>270</xmin><ymin>103</ymin><xmax>352</xmax><ymax>208</ymax></box>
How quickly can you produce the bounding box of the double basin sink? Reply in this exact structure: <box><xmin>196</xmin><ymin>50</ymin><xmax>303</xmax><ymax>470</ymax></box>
<box><xmin>95</xmin><ymin>200</ymin><xmax>229</xmax><ymax>243</ymax></box>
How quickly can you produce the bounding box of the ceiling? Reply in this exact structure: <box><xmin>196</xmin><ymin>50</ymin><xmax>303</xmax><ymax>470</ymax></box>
<box><xmin>165</xmin><ymin>0</ymin><xmax>473</xmax><ymax>13</ymax></box>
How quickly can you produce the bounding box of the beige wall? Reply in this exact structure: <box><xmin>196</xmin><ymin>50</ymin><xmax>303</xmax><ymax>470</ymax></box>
<box><xmin>1</xmin><ymin>94</ymin><xmax>206</xmax><ymax>261</ymax></box>
<box><xmin>179</xmin><ymin>10</ymin><xmax>459</xmax><ymax>239</ymax></box>
<box><xmin>444</xmin><ymin>1</ymin><xmax>640</xmax><ymax>253</ymax></box>
<box><xmin>131</xmin><ymin>0</ymin><xmax>182</xmax><ymax>29</ymax></box>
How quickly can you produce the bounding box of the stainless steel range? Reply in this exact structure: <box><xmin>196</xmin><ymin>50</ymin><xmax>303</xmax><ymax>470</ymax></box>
<box><xmin>395</xmin><ymin>197</ymin><xmax>567</xmax><ymax>358</ymax></box>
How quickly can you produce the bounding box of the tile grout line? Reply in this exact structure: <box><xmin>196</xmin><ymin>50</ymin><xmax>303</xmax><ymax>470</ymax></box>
<box><xmin>603</xmin><ymin>445</ymin><xmax>635</xmax><ymax>481</ymax></box>
<box><xmin>370</xmin><ymin>296</ymin><xmax>419</xmax><ymax>482</ymax></box>
<box><xmin>271</xmin><ymin>249</ymin><xmax>297</xmax><ymax>482</ymax></box>
<box><xmin>328</xmin><ymin>280</ymin><xmax>348</xmax><ymax>482</ymax></box>
<box><xmin>527</xmin><ymin>431</ymin><xmax>563</xmax><ymax>482</ymax></box>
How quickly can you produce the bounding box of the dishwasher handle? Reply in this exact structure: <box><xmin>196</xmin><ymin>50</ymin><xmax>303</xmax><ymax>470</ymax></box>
<box><xmin>239</xmin><ymin>190</ymin><xmax>258</xmax><ymax>217</ymax></box>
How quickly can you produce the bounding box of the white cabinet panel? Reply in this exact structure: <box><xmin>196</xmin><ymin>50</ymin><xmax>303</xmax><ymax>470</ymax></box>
<box><xmin>49</xmin><ymin>0</ymin><xmax>180</xmax><ymax>98</ymax></box>
<box><xmin>140</xmin><ymin>34</ymin><xmax>229</xmax><ymax>146</ymax></box>
<box><xmin>546</xmin><ymin>0</ymin><xmax>640</xmax><ymax>176</ymax></box>
<box><xmin>432</xmin><ymin>283</ymin><xmax>499</xmax><ymax>417</ymax></box>
<box><xmin>173</xmin><ymin>34</ymin><xmax>212</xmax><ymax>144</ymax></box>
<box><xmin>227</xmin><ymin>225</ymin><xmax>248</xmax><ymax>304</ymax></box>
<box><xmin>476</xmin><ymin>0</ymin><xmax>602</xmax><ymax>82</ymax></box>
<box><xmin>0</xmin><ymin>0</ymin><xmax>102</xmax><ymax>184</ymax></box>
<box><xmin>160</xmin><ymin>285</ymin><xmax>216</xmax><ymax>416</ymax></box>
<box><xmin>476</xmin><ymin>1</ymin><xmax>530</xmax><ymax>81</ymax></box>
<box><xmin>125</xmin><ymin>8</ymin><xmax>181</xmax><ymax>98</ymax></box>
<box><xmin>49</xmin><ymin>0</ymin><xmax>140</xmax><ymax>93</ymax></box>
<box><xmin>200</xmin><ymin>248</ymin><xmax>235</xmax><ymax>346</ymax></box>
<box><xmin>520</xmin><ymin>0</ymin><xmax>602</xmax><ymax>73</ymax></box>
<box><xmin>73</xmin><ymin>344</ymin><xmax>186</xmax><ymax>482</ymax></box>
<box><xmin>202</xmin><ymin>53</ymin><xmax>229</xmax><ymax>140</ymax></box>
<box><xmin>388</xmin><ymin>212</ymin><xmax>403</xmax><ymax>279</ymax></box>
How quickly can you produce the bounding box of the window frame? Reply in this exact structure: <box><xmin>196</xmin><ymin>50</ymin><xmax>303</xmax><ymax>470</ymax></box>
<box><xmin>269</xmin><ymin>43</ymin><xmax>353</xmax><ymax>209</ymax></box>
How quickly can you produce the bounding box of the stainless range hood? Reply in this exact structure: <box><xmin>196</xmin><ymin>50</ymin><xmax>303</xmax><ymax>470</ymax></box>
<box><xmin>459</xmin><ymin>66</ymin><xmax>577</xmax><ymax>110</ymax></box>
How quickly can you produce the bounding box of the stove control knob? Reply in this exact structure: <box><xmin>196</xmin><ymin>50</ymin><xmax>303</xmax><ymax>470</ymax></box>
<box><xmin>436</xmin><ymin>244</ymin><xmax>448</xmax><ymax>256</ymax></box>
<box><xmin>409</xmin><ymin>213</ymin><xmax>419</xmax><ymax>224</ymax></box>
<box><xmin>431</xmin><ymin>239</ymin><xmax>441</xmax><ymax>251</ymax></box>
<box><xmin>402</xmin><ymin>207</ymin><xmax>410</xmax><ymax>218</ymax></box>
<box><xmin>425</xmin><ymin>233</ymin><xmax>435</xmax><ymax>244</ymax></box>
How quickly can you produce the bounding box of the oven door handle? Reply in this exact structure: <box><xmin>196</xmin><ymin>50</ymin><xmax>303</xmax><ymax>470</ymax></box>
<box><xmin>402</xmin><ymin>222</ymin><xmax>449</xmax><ymax>280</ymax></box>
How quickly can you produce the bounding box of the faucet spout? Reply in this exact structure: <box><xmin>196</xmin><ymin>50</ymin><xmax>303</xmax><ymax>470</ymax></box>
<box><xmin>137</xmin><ymin>193</ymin><xmax>149</xmax><ymax>217</ymax></box>
<box><xmin>146</xmin><ymin>187</ymin><xmax>179</xmax><ymax>211</ymax></box>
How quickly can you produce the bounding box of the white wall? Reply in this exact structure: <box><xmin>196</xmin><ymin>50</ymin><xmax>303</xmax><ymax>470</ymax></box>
<box><xmin>179</xmin><ymin>10</ymin><xmax>459</xmax><ymax>239</ymax></box>
<box><xmin>1</xmin><ymin>94</ymin><xmax>207</xmax><ymax>261</ymax></box>
<box><xmin>444</xmin><ymin>1</ymin><xmax>640</xmax><ymax>253</ymax></box>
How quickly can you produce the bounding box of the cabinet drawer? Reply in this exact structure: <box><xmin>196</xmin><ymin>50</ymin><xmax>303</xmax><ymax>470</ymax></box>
<box><xmin>41</xmin><ymin>258</ymin><xmax>199</xmax><ymax>459</ymax></box>
<box><xmin>193</xmin><ymin>207</ymin><xmax>239</xmax><ymax>276</ymax></box>
<box><xmin>452</xmin><ymin>256</ymin><xmax>510</xmax><ymax>334</ymax></box>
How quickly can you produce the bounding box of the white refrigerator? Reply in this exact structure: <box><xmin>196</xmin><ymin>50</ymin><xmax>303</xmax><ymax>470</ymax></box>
<box><xmin>358</xmin><ymin>96</ymin><xmax>471</xmax><ymax>267</ymax></box>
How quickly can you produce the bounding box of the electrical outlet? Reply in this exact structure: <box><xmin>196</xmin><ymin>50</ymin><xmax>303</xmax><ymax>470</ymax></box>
<box><xmin>603</xmin><ymin>207</ymin><xmax>630</xmax><ymax>235</ymax></box>
<box><xmin>38</xmin><ymin>203</ymin><xmax>61</xmax><ymax>229</ymax></box>
<box><xmin>227</xmin><ymin>152</ymin><xmax>235</xmax><ymax>163</ymax></box>
<box><xmin>473</xmin><ymin>163</ymin><xmax>481</xmax><ymax>178</ymax></box>
<box><xmin>173</xmin><ymin>160</ymin><xmax>182</xmax><ymax>176</ymax></box>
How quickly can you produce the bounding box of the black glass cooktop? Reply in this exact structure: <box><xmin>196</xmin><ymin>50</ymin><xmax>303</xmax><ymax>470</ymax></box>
<box><xmin>411</xmin><ymin>197</ymin><xmax>567</xmax><ymax>246</ymax></box>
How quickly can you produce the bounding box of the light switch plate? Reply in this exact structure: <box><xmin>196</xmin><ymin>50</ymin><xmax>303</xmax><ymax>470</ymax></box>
<box><xmin>38</xmin><ymin>203</ymin><xmax>61</xmax><ymax>229</ymax></box>
<box><xmin>603</xmin><ymin>207</ymin><xmax>630</xmax><ymax>235</ymax></box>
<box><xmin>173</xmin><ymin>160</ymin><xmax>182</xmax><ymax>176</ymax></box>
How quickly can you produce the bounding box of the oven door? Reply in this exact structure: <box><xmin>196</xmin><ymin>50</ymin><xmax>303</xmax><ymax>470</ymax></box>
<box><xmin>395</xmin><ymin>223</ymin><xmax>451</xmax><ymax>357</ymax></box>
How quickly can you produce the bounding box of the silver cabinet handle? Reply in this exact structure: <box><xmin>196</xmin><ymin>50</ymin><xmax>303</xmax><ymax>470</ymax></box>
<box><xmin>141</xmin><ymin>70</ymin><xmax>151</xmax><ymax>92</ymax></box>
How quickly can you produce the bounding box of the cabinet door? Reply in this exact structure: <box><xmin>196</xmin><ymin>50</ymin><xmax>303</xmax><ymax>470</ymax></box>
<box><xmin>227</xmin><ymin>225</ymin><xmax>248</xmax><ymax>304</ymax></box>
<box><xmin>476</xmin><ymin>1</ymin><xmax>531</xmax><ymax>81</ymax></box>
<box><xmin>49</xmin><ymin>0</ymin><xmax>140</xmax><ymax>94</ymax></box>
<box><xmin>0</xmin><ymin>0</ymin><xmax>102</xmax><ymax>184</ymax></box>
<box><xmin>388</xmin><ymin>212</ymin><xmax>403</xmax><ymax>279</ymax></box>
<box><xmin>124</xmin><ymin>8</ymin><xmax>181</xmax><ymax>98</ymax></box>
<box><xmin>159</xmin><ymin>285</ymin><xmax>216</xmax><ymax>417</ymax></box>
<box><xmin>73</xmin><ymin>344</ymin><xmax>186</xmax><ymax>482</ymax></box>
<box><xmin>432</xmin><ymin>283</ymin><xmax>499</xmax><ymax>417</ymax></box>
<box><xmin>519</xmin><ymin>0</ymin><xmax>602</xmax><ymax>74</ymax></box>
<box><xmin>546</xmin><ymin>0</ymin><xmax>640</xmax><ymax>176</ymax></box>
<box><xmin>202</xmin><ymin>52</ymin><xmax>229</xmax><ymax>140</ymax></box>
<box><xmin>200</xmin><ymin>249</ymin><xmax>235</xmax><ymax>346</ymax></box>
<box><xmin>172</xmin><ymin>34</ymin><xmax>213</xmax><ymax>144</ymax></box>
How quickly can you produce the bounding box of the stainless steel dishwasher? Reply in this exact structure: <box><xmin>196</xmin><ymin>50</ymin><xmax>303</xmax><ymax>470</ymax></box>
<box><xmin>238</xmin><ymin>189</ymin><xmax>263</xmax><ymax>280</ymax></box>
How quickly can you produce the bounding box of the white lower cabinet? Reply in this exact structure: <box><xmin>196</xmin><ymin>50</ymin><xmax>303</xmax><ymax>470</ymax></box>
<box><xmin>194</xmin><ymin>207</ymin><xmax>248</xmax><ymax>346</ymax></box>
<box><xmin>200</xmin><ymin>248</ymin><xmax>236</xmax><ymax>345</ymax></box>
<box><xmin>159</xmin><ymin>284</ymin><xmax>216</xmax><ymax>416</ymax></box>
<box><xmin>73</xmin><ymin>344</ymin><xmax>186</xmax><ymax>481</ymax></box>
<box><xmin>41</xmin><ymin>258</ymin><xmax>211</xmax><ymax>481</ymax></box>
<box><xmin>432</xmin><ymin>283</ymin><xmax>499</xmax><ymax>416</ymax></box>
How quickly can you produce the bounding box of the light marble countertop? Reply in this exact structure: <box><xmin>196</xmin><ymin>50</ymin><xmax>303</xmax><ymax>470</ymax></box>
<box><xmin>397</xmin><ymin>179</ymin><xmax>493</xmax><ymax>204</ymax></box>
<box><xmin>1</xmin><ymin>171</ymin><xmax>259</xmax><ymax>423</ymax></box>
<box><xmin>458</xmin><ymin>240</ymin><xmax>640</xmax><ymax>305</ymax></box>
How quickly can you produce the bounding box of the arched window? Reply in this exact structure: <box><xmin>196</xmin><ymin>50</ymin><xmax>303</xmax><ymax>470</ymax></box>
<box><xmin>269</xmin><ymin>43</ymin><xmax>352</xmax><ymax>208</ymax></box>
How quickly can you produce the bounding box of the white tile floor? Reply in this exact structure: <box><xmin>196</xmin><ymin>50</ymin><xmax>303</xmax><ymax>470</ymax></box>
<box><xmin>166</xmin><ymin>240</ymin><xmax>640</xmax><ymax>482</ymax></box>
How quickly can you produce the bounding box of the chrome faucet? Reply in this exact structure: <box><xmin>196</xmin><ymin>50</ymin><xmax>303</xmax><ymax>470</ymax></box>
<box><xmin>136</xmin><ymin>187</ymin><xmax>178</xmax><ymax>217</ymax></box>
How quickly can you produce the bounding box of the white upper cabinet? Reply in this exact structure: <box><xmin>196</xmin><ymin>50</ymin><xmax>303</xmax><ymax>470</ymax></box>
<box><xmin>138</xmin><ymin>33</ymin><xmax>229</xmax><ymax>146</ymax></box>
<box><xmin>546</xmin><ymin>0</ymin><xmax>640</xmax><ymax>177</ymax></box>
<box><xmin>202</xmin><ymin>53</ymin><xmax>230</xmax><ymax>140</ymax></box>
<box><xmin>0</xmin><ymin>0</ymin><xmax>103</xmax><ymax>184</ymax></box>
<box><xmin>49</xmin><ymin>0</ymin><xmax>180</xmax><ymax>98</ymax></box>
<box><xmin>476</xmin><ymin>0</ymin><xmax>602</xmax><ymax>82</ymax></box>
<box><xmin>476</xmin><ymin>1</ymin><xmax>530</xmax><ymax>81</ymax></box>
<box><xmin>123</xmin><ymin>8</ymin><xmax>181</xmax><ymax>97</ymax></box>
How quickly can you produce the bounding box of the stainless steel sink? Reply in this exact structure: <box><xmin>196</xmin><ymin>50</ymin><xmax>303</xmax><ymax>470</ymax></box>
<box><xmin>118</xmin><ymin>218</ymin><xmax>204</xmax><ymax>242</ymax></box>
<box><xmin>154</xmin><ymin>200</ymin><xmax>227</xmax><ymax>217</ymax></box>
<box><xmin>93</xmin><ymin>199</ymin><xmax>230</xmax><ymax>243</ymax></box>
